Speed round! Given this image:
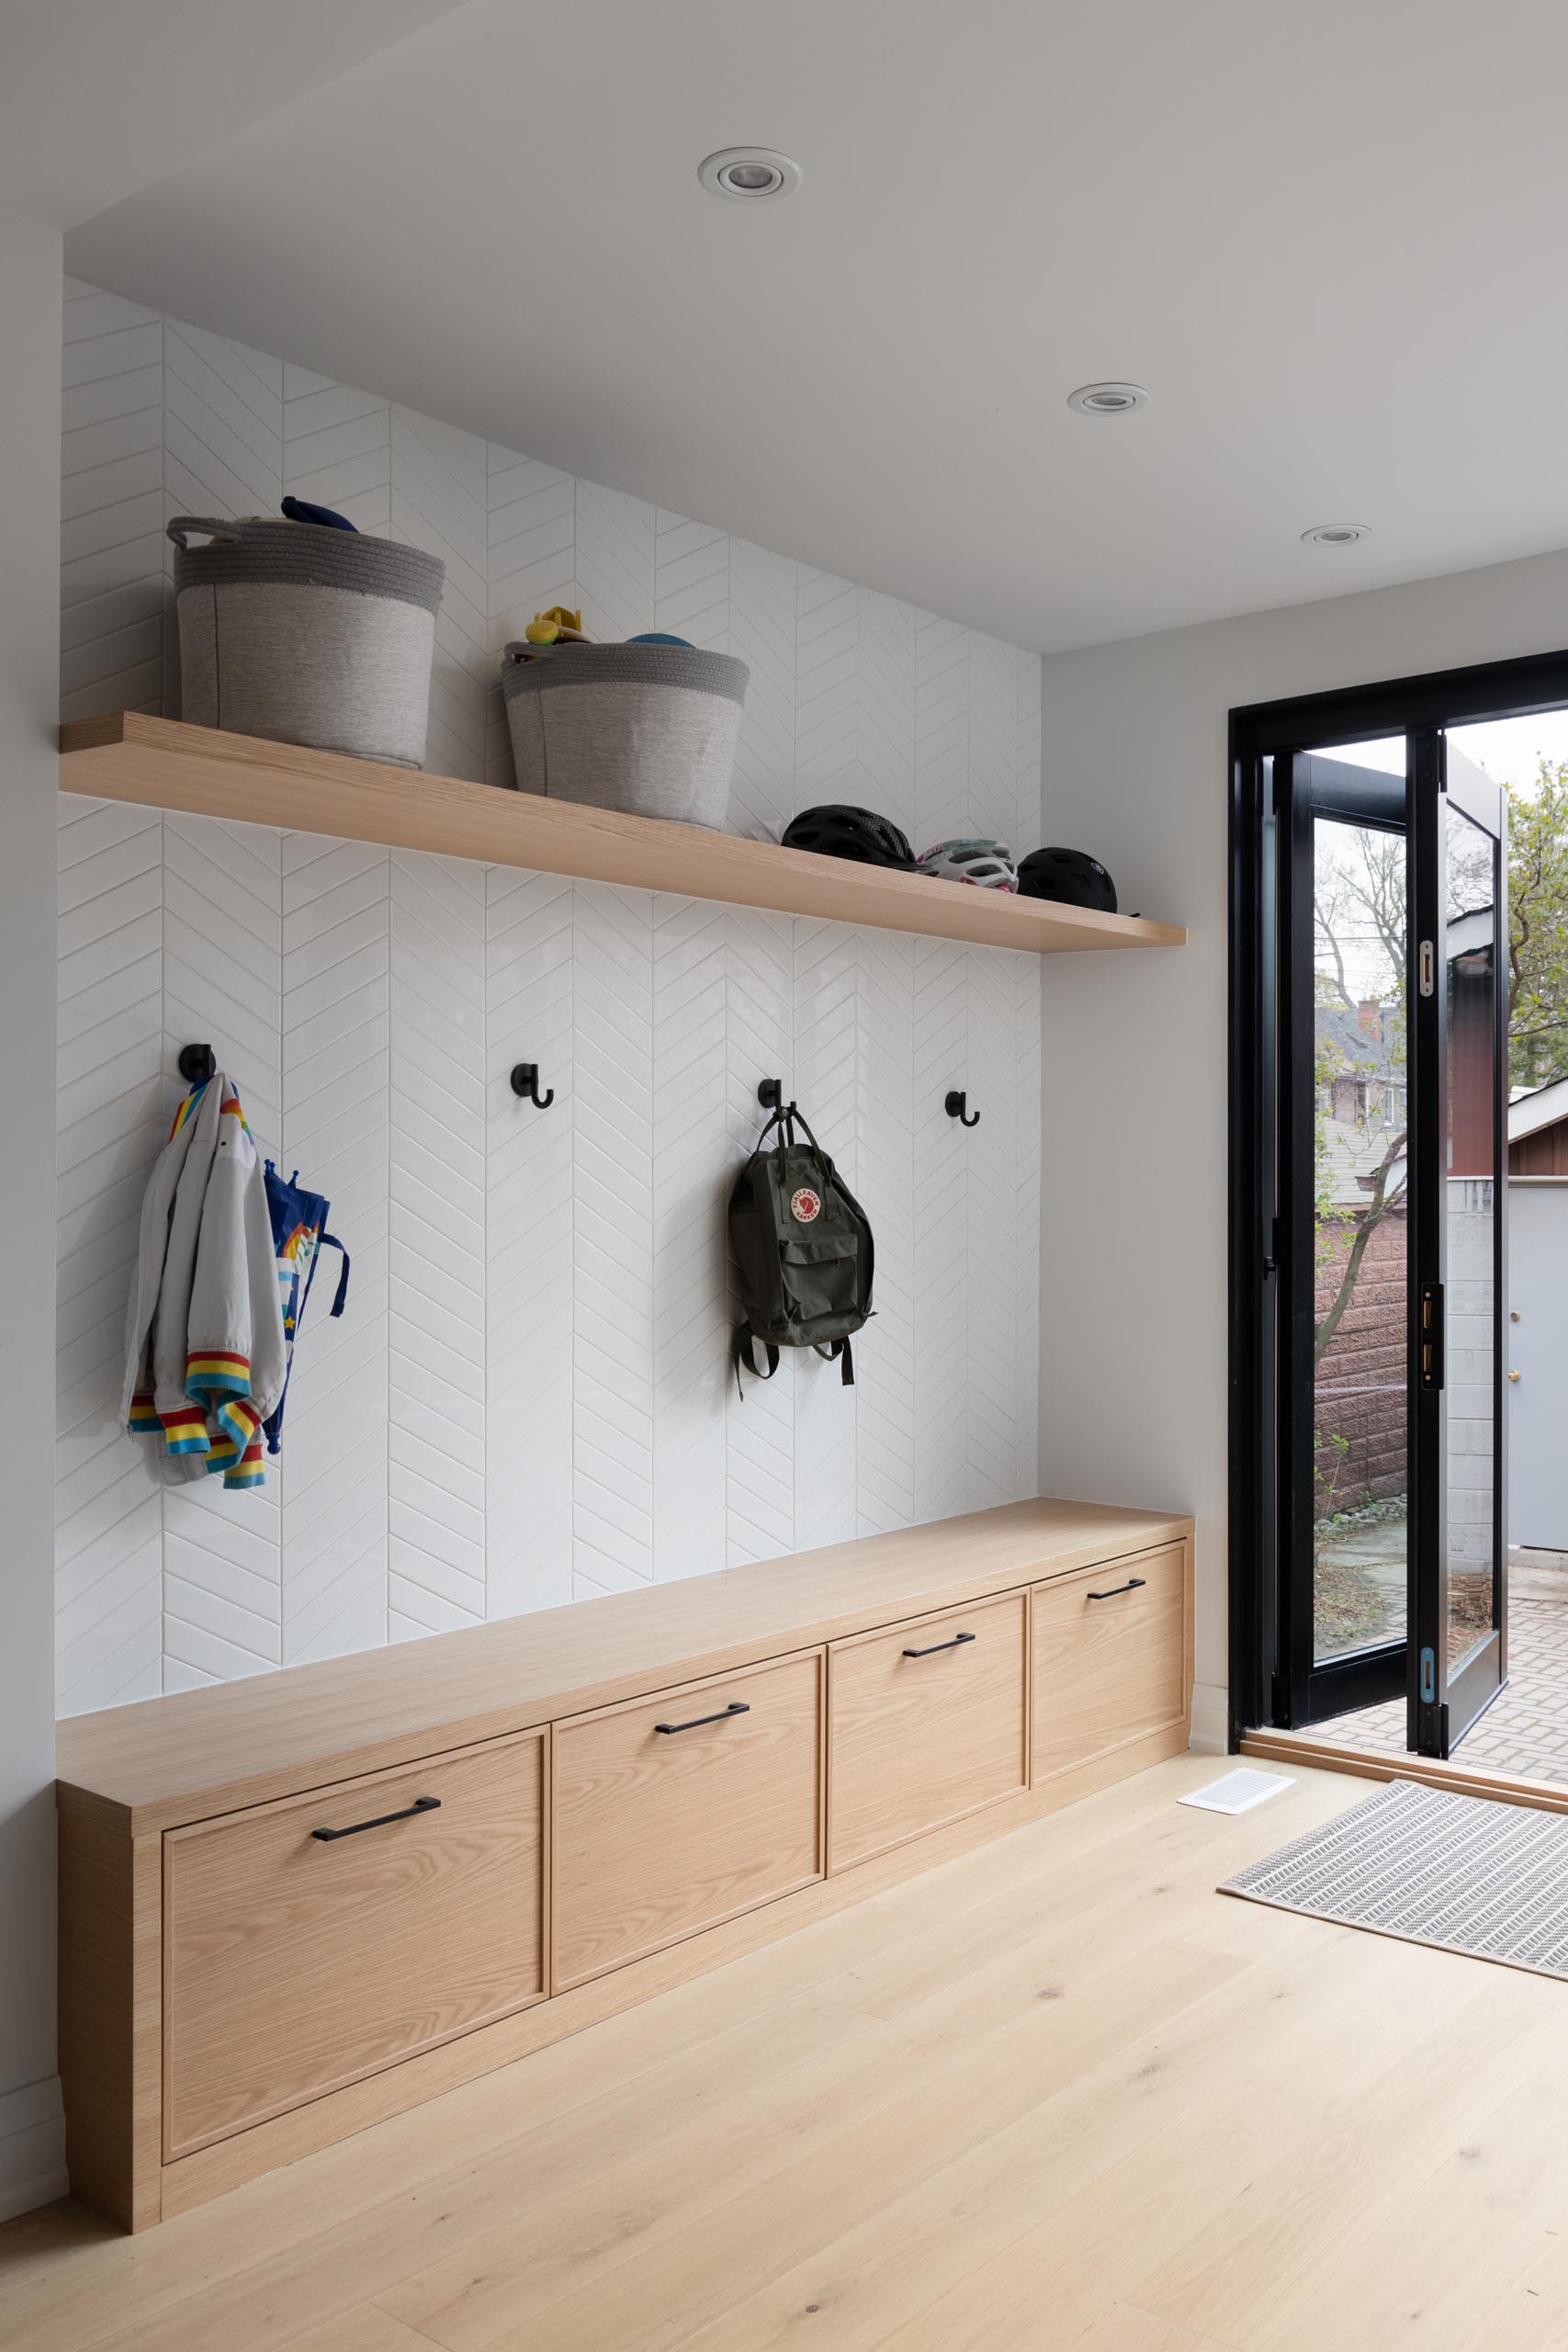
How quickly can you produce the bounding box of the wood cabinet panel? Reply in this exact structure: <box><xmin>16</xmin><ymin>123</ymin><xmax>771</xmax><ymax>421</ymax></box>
<box><xmin>828</xmin><ymin>1592</ymin><xmax>1028</xmax><ymax>1871</ymax></box>
<box><xmin>164</xmin><ymin>1731</ymin><xmax>545</xmax><ymax>2159</ymax></box>
<box><xmin>552</xmin><ymin>1653</ymin><xmax>823</xmax><ymax>1992</ymax></box>
<box><xmin>1031</xmin><ymin>1544</ymin><xmax>1188</xmax><ymax>1785</ymax></box>
<box><xmin>55</xmin><ymin>1500</ymin><xmax>1193</xmax><ymax>2230</ymax></box>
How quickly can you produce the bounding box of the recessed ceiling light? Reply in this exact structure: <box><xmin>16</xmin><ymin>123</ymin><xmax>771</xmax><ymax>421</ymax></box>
<box><xmin>1066</xmin><ymin>382</ymin><xmax>1148</xmax><ymax>416</ymax></box>
<box><xmin>1303</xmin><ymin>523</ymin><xmax>1371</xmax><ymax>547</ymax></box>
<box><xmin>698</xmin><ymin>148</ymin><xmax>802</xmax><ymax>202</ymax></box>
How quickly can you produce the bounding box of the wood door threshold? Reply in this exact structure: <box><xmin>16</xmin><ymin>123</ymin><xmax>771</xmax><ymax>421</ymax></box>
<box><xmin>1241</xmin><ymin>1727</ymin><xmax>1568</xmax><ymax>1815</ymax></box>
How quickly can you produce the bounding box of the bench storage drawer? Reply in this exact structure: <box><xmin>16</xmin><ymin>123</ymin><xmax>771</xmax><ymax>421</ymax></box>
<box><xmin>551</xmin><ymin>1651</ymin><xmax>824</xmax><ymax>1992</ymax></box>
<box><xmin>57</xmin><ymin>1499</ymin><xmax>1192</xmax><ymax>2228</ymax></box>
<box><xmin>828</xmin><ymin>1591</ymin><xmax>1028</xmax><ymax>1871</ymax></box>
<box><xmin>1031</xmin><ymin>1543</ymin><xmax>1187</xmax><ymax>1785</ymax></box>
<box><xmin>164</xmin><ymin>1731</ymin><xmax>546</xmax><ymax>2159</ymax></box>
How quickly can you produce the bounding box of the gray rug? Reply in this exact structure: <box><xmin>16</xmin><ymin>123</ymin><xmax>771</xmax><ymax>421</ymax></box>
<box><xmin>1222</xmin><ymin>1777</ymin><xmax>1568</xmax><ymax>1980</ymax></box>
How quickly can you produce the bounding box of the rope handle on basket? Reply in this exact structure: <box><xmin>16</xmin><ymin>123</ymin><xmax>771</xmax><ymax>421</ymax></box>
<box><xmin>166</xmin><ymin>516</ymin><xmax>247</xmax><ymax>549</ymax></box>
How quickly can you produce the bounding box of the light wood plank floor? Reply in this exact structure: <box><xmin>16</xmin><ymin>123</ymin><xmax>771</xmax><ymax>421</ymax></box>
<box><xmin>6</xmin><ymin>1755</ymin><xmax>1568</xmax><ymax>2352</ymax></box>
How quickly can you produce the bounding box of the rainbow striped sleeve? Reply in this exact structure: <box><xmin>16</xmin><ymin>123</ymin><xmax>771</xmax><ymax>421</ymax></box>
<box><xmin>157</xmin><ymin>1404</ymin><xmax>209</xmax><ymax>1459</ymax></box>
<box><xmin>225</xmin><ymin>1432</ymin><xmax>266</xmax><ymax>1491</ymax></box>
<box><xmin>167</xmin><ymin>1076</ymin><xmax>210</xmax><ymax>1139</ymax></box>
<box><xmin>186</xmin><ymin>1349</ymin><xmax>251</xmax><ymax>1398</ymax></box>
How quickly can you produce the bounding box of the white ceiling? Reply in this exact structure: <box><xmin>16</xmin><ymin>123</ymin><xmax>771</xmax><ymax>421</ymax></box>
<box><xmin>0</xmin><ymin>2</ymin><xmax>469</xmax><ymax>228</ymax></box>
<box><xmin>59</xmin><ymin>0</ymin><xmax>1568</xmax><ymax>652</ymax></box>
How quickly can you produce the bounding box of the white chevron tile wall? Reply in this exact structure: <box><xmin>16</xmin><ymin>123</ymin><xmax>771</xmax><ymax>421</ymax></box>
<box><xmin>61</xmin><ymin>281</ymin><xmax>165</xmax><ymax>726</ymax></box>
<box><xmin>914</xmin><ymin>611</ymin><xmax>970</xmax><ymax>852</ymax></box>
<box><xmin>854</xmin><ymin>927</ymin><xmax>917</xmax><ymax>1535</ymax></box>
<box><xmin>55</xmin><ymin>797</ymin><xmax>164</xmax><ymax>1713</ymax></box>
<box><xmin>571</xmin><ymin>882</ymin><xmax>656</xmax><ymax>1599</ymax></box>
<box><xmin>655</xmin><ymin>512</ymin><xmax>728</xmax><ymax>651</ymax></box>
<box><xmin>389</xmin><ymin>851</ymin><xmax>487</xmax><ymax>1638</ymax></box>
<box><xmin>391</xmin><ymin>410</ymin><xmax>488</xmax><ymax>786</ymax></box>
<box><xmin>911</xmin><ymin>941</ymin><xmax>971</xmax><ymax>1526</ymax></box>
<box><xmin>651</xmin><ymin>894</ymin><xmax>729</xmax><ymax>1584</ymax></box>
<box><xmin>56</xmin><ymin>800</ymin><xmax>1045</xmax><ymax>1700</ymax></box>
<box><xmin>284</xmin><ymin>369</ymin><xmax>390</xmax><ymax>536</ymax></box>
<box><xmin>56</xmin><ymin>292</ymin><xmax>1046</xmax><ymax>1706</ymax></box>
<box><xmin>728</xmin><ymin>537</ymin><xmax>797</xmax><ymax>842</ymax></box>
<box><xmin>486</xmin><ymin>866</ymin><xmax>574</xmax><ymax>1617</ymax></box>
<box><xmin>281</xmin><ymin>833</ymin><xmax>391</xmax><ymax>1665</ymax></box>
<box><xmin>486</xmin><ymin>444</ymin><xmax>576</xmax><ymax>789</ymax></box>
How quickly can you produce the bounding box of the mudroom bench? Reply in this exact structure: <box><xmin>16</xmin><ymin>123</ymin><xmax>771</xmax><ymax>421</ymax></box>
<box><xmin>55</xmin><ymin>1495</ymin><xmax>1193</xmax><ymax>2230</ymax></box>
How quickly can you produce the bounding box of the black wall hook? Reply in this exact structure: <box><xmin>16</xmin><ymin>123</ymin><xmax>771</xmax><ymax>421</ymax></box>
<box><xmin>178</xmin><ymin>1043</ymin><xmax>218</xmax><ymax>1085</ymax></box>
<box><xmin>510</xmin><ymin>1062</ymin><xmax>555</xmax><ymax>1109</ymax></box>
<box><xmin>944</xmin><ymin>1090</ymin><xmax>980</xmax><ymax>1128</ymax></box>
<box><xmin>758</xmin><ymin>1078</ymin><xmax>783</xmax><ymax>1112</ymax></box>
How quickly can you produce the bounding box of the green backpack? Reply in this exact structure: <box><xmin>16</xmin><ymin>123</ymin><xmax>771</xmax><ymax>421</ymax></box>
<box><xmin>730</xmin><ymin>1102</ymin><xmax>874</xmax><ymax>1392</ymax></box>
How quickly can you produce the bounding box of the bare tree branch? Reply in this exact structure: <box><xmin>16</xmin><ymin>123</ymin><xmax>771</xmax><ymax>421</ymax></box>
<box><xmin>1314</xmin><ymin>1128</ymin><xmax>1407</xmax><ymax>1365</ymax></box>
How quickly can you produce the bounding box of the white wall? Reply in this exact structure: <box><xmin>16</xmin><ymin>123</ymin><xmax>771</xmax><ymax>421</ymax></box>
<box><xmin>0</xmin><ymin>204</ymin><xmax>67</xmax><ymax>2222</ymax></box>
<box><xmin>1038</xmin><ymin>544</ymin><xmax>1568</xmax><ymax>1749</ymax></box>
<box><xmin>56</xmin><ymin>288</ymin><xmax>1044</xmax><ymax>1710</ymax></box>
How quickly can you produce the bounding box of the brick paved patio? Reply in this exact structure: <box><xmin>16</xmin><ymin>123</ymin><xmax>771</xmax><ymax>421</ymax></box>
<box><xmin>1328</xmin><ymin>1555</ymin><xmax>1568</xmax><ymax>1782</ymax></box>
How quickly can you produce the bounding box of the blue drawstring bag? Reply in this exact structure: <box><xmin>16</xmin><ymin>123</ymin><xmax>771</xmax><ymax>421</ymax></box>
<box><xmin>263</xmin><ymin>1162</ymin><xmax>350</xmax><ymax>1455</ymax></box>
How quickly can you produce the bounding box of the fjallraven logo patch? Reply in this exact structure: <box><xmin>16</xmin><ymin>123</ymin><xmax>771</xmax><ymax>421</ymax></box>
<box><xmin>790</xmin><ymin>1186</ymin><xmax>821</xmax><ymax>1224</ymax></box>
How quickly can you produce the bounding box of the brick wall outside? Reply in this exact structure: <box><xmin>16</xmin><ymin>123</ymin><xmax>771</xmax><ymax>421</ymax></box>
<box><xmin>1314</xmin><ymin>1206</ymin><xmax>1407</xmax><ymax>1513</ymax></box>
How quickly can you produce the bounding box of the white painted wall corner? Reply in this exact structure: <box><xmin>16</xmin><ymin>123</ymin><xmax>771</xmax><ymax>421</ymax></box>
<box><xmin>1189</xmin><ymin>1679</ymin><xmax>1229</xmax><ymax>1756</ymax></box>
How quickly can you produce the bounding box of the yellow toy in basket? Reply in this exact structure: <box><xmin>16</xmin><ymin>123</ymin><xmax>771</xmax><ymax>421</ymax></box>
<box><xmin>523</xmin><ymin>605</ymin><xmax>590</xmax><ymax>648</ymax></box>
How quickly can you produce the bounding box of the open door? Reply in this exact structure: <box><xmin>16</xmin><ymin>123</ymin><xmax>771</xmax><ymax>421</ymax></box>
<box><xmin>1274</xmin><ymin>745</ymin><xmax>1413</xmax><ymax>1727</ymax></box>
<box><xmin>1408</xmin><ymin>732</ymin><xmax>1508</xmax><ymax>1755</ymax></box>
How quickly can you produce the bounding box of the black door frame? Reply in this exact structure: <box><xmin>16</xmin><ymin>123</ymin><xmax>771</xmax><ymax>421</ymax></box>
<box><xmin>1274</xmin><ymin>749</ymin><xmax>1412</xmax><ymax>1728</ymax></box>
<box><xmin>1411</xmin><ymin>740</ymin><xmax>1509</xmax><ymax>1753</ymax></box>
<box><xmin>1230</xmin><ymin>645</ymin><xmax>1568</xmax><ymax>1751</ymax></box>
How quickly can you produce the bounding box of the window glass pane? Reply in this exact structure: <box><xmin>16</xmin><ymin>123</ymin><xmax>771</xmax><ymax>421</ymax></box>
<box><xmin>1445</xmin><ymin>801</ymin><xmax>1498</xmax><ymax>1674</ymax></box>
<box><xmin>1312</xmin><ymin>811</ymin><xmax>1408</xmax><ymax>1662</ymax></box>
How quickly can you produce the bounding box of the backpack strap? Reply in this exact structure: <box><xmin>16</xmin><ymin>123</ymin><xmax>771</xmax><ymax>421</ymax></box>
<box><xmin>813</xmin><ymin>1336</ymin><xmax>854</xmax><ymax>1387</ymax></box>
<box><xmin>320</xmin><ymin>1233</ymin><xmax>351</xmax><ymax>1317</ymax></box>
<box><xmin>733</xmin><ymin>1323</ymin><xmax>781</xmax><ymax>1397</ymax></box>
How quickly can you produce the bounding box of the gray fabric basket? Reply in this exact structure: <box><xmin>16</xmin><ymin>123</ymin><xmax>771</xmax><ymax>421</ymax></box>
<box><xmin>500</xmin><ymin>640</ymin><xmax>750</xmax><ymax>826</ymax></box>
<box><xmin>168</xmin><ymin>516</ymin><xmax>446</xmax><ymax>769</ymax></box>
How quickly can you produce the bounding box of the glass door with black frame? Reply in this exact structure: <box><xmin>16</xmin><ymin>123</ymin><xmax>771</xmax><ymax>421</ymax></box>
<box><xmin>1278</xmin><ymin>742</ymin><xmax>1413</xmax><ymax>1726</ymax></box>
<box><xmin>1409</xmin><ymin>736</ymin><xmax>1508</xmax><ymax>1755</ymax></box>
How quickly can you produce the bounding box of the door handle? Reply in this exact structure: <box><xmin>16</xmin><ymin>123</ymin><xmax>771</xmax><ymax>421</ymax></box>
<box><xmin>901</xmin><ymin>1631</ymin><xmax>977</xmax><ymax>1657</ymax></box>
<box><xmin>311</xmin><ymin>1794</ymin><xmax>440</xmax><ymax>1841</ymax></box>
<box><xmin>1509</xmin><ymin>1370</ymin><xmax>1521</xmax><ymax>1383</ymax></box>
<box><xmin>1087</xmin><ymin>1577</ymin><xmax>1147</xmax><ymax>1600</ymax></box>
<box><xmin>654</xmin><ymin>1701</ymin><xmax>750</xmax><ymax>1734</ymax></box>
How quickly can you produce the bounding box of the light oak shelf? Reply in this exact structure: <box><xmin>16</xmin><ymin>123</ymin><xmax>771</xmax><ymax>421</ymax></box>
<box><xmin>59</xmin><ymin>712</ymin><xmax>1186</xmax><ymax>956</ymax></box>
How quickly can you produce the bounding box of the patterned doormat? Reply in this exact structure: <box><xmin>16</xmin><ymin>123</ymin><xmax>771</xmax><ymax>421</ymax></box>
<box><xmin>1222</xmin><ymin>1778</ymin><xmax>1568</xmax><ymax>1980</ymax></box>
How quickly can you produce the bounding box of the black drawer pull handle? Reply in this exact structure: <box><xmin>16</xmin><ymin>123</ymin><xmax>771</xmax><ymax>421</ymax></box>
<box><xmin>1087</xmin><ymin>1577</ymin><xmax>1147</xmax><ymax>1601</ymax></box>
<box><xmin>902</xmin><ymin>1631</ymin><xmax>977</xmax><ymax>1657</ymax></box>
<box><xmin>655</xmin><ymin>1701</ymin><xmax>751</xmax><ymax>1735</ymax></box>
<box><xmin>310</xmin><ymin>1794</ymin><xmax>441</xmax><ymax>1841</ymax></box>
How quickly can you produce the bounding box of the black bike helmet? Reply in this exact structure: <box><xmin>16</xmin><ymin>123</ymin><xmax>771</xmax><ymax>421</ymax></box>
<box><xmin>783</xmin><ymin>805</ymin><xmax>917</xmax><ymax>870</ymax></box>
<box><xmin>1017</xmin><ymin>846</ymin><xmax>1117</xmax><ymax>912</ymax></box>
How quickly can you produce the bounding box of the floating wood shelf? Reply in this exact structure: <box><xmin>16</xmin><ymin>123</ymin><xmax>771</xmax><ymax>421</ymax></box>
<box><xmin>58</xmin><ymin>713</ymin><xmax>1186</xmax><ymax>956</ymax></box>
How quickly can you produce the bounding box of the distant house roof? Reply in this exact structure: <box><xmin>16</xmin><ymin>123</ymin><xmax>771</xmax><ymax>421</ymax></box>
<box><xmin>1447</xmin><ymin>906</ymin><xmax>1495</xmax><ymax>961</ymax></box>
<box><xmin>1510</xmin><ymin>1076</ymin><xmax>1568</xmax><ymax>1144</ymax></box>
<box><xmin>1317</xmin><ymin>1003</ymin><xmax>1402</xmax><ymax>1080</ymax></box>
